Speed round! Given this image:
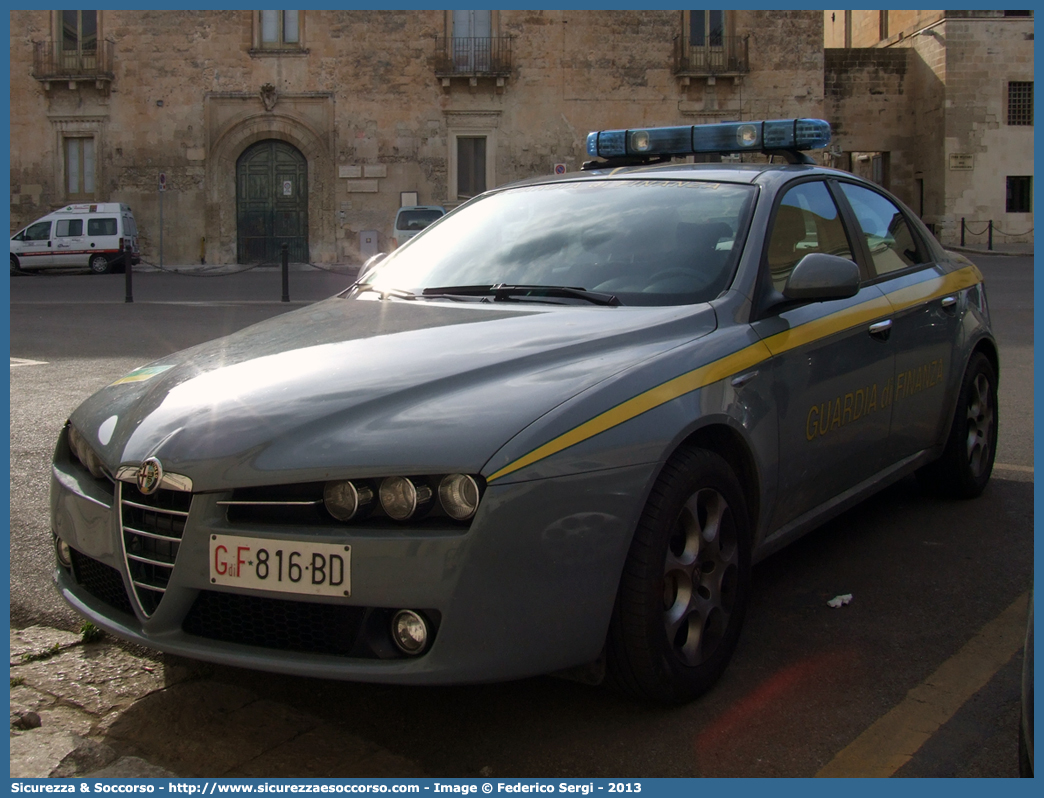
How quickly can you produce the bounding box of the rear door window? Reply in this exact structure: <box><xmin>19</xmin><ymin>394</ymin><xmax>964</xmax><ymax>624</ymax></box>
<box><xmin>55</xmin><ymin>219</ymin><xmax>83</xmax><ymax>237</ymax></box>
<box><xmin>838</xmin><ymin>183</ymin><xmax>927</xmax><ymax>277</ymax></box>
<box><xmin>88</xmin><ymin>217</ymin><xmax>118</xmax><ymax>236</ymax></box>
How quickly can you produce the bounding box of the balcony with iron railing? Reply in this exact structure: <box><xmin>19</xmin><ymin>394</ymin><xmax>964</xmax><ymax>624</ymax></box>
<box><xmin>32</xmin><ymin>40</ymin><xmax>115</xmax><ymax>90</ymax></box>
<box><xmin>673</xmin><ymin>35</ymin><xmax>749</xmax><ymax>80</ymax></box>
<box><xmin>435</xmin><ymin>36</ymin><xmax>513</xmax><ymax>86</ymax></box>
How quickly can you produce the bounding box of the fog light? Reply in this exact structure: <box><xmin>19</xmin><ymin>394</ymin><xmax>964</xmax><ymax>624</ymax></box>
<box><xmin>54</xmin><ymin>535</ymin><xmax>72</xmax><ymax>569</ymax></box>
<box><xmin>324</xmin><ymin>480</ymin><xmax>374</xmax><ymax>521</ymax></box>
<box><xmin>438</xmin><ymin>474</ymin><xmax>480</xmax><ymax>521</ymax></box>
<box><xmin>391</xmin><ymin>610</ymin><xmax>429</xmax><ymax>654</ymax></box>
<box><xmin>379</xmin><ymin>477</ymin><xmax>433</xmax><ymax>521</ymax></box>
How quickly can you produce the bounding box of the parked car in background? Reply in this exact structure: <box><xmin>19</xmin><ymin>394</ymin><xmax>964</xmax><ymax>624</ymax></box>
<box><xmin>393</xmin><ymin>205</ymin><xmax>445</xmax><ymax>247</ymax></box>
<box><xmin>11</xmin><ymin>203</ymin><xmax>140</xmax><ymax>275</ymax></box>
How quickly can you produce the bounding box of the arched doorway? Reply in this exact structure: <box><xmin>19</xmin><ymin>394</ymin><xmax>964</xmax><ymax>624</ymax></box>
<box><xmin>236</xmin><ymin>139</ymin><xmax>309</xmax><ymax>263</ymax></box>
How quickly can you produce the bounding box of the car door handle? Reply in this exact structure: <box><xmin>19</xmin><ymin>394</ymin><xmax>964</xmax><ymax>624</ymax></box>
<box><xmin>869</xmin><ymin>319</ymin><xmax>892</xmax><ymax>341</ymax></box>
<box><xmin>731</xmin><ymin>370</ymin><xmax>759</xmax><ymax>388</ymax></box>
<box><xmin>941</xmin><ymin>295</ymin><xmax>957</xmax><ymax>312</ymax></box>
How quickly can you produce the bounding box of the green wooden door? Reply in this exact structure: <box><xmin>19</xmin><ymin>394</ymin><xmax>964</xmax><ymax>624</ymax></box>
<box><xmin>236</xmin><ymin>140</ymin><xmax>309</xmax><ymax>264</ymax></box>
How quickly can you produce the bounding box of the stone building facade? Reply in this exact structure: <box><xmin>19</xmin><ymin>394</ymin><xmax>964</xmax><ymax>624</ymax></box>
<box><xmin>823</xmin><ymin>10</ymin><xmax>1034</xmax><ymax>246</ymax></box>
<box><xmin>10</xmin><ymin>10</ymin><xmax>825</xmax><ymax>265</ymax></box>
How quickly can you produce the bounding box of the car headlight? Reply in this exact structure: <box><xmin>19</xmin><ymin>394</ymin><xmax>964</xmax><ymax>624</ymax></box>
<box><xmin>66</xmin><ymin>424</ymin><xmax>106</xmax><ymax>479</ymax></box>
<box><xmin>438</xmin><ymin>474</ymin><xmax>480</xmax><ymax>521</ymax></box>
<box><xmin>323</xmin><ymin>480</ymin><xmax>375</xmax><ymax>521</ymax></box>
<box><xmin>379</xmin><ymin>477</ymin><xmax>434</xmax><ymax>521</ymax></box>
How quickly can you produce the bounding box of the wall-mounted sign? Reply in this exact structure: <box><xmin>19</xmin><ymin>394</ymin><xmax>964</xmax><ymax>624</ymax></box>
<box><xmin>554</xmin><ymin>163</ymin><xmax>567</xmax><ymax>175</ymax></box>
<box><xmin>283</xmin><ymin>180</ymin><xmax>293</xmax><ymax>196</ymax></box>
<box><xmin>949</xmin><ymin>153</ymin><xmax>974</xmax><ymax>170</ymax></box>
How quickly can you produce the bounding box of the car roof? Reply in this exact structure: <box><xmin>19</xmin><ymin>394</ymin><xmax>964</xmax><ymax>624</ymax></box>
<box><xmin>498</xmin><ymin>161</ymin><xmax>856</xmax><ymax>192</ymax></box>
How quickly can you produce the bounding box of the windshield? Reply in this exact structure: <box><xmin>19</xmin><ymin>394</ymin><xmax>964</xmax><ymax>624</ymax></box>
<box><xmin>364</xmin><ymin>180</ymin><xmax>755</xmax><ymax>306</ymax></box>
<box><xmin>396</xmin><ymin>209</ymin><xmax>444</xmax><ymax>231</ymax></box>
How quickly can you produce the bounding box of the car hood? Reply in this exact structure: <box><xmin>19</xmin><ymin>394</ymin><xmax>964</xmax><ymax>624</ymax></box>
<box><xmin>70</xmin><ymin>296</ymin><xmax>716</xmax><ymax>491</ymax></box>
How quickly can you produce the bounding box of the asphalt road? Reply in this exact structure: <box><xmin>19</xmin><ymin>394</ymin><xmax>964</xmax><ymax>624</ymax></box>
<box><xmin>8</xmin><ymin>257</ymin><xmax>1034</xmax><ymax>777</ymax></box>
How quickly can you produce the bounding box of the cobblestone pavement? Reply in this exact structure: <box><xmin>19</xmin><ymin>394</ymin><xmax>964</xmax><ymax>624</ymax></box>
<box><xmin>10</xmin><ymin>626</ymin><xmax>427</xmax><ymax>779</ymax></box>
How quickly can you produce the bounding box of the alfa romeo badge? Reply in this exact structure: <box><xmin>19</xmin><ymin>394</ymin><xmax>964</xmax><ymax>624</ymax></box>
<box><xmin>136</xmin><ymin>457</ymin><xmax>163</xmax><ymax>495</ymax></box>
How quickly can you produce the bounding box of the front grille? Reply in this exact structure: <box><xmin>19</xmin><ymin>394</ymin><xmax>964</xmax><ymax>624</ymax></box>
<box><xmin>182</xmin><ymin>590</ymin><xmax>368</xmax><ymax>656</ymax></box>
<box><xmin>119</xmin><ymin>482</ymin><xmax>192</xmax><ymax>616</ymax></box>
<box><xmin>70</xmin><ymin>548</ymin><xmax>134</xmax><ymax>616</ymax></box>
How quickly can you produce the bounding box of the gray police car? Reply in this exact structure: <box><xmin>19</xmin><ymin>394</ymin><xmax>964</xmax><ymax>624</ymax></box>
<box><xmin>51</xmin><ymin>119</ymin><xmax>997</xmax><ymax>704</ymax></box>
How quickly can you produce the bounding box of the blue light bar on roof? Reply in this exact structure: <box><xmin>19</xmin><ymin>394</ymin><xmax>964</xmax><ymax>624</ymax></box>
<box><xmin>585</xmin><ymin>118</ymin><xmax>831</xmax><ymax>160</ymax></box>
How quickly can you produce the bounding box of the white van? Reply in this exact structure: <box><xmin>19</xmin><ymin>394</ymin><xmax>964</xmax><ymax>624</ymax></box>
<box><xmin>10</xmin><ymin>203</ymin><xmax>140</xmax><ymax>274</ymax></box>
<box><xmin>392</xmin><ymin>205</ymin><xmax>446</xmax><ymax>247</ymax></box>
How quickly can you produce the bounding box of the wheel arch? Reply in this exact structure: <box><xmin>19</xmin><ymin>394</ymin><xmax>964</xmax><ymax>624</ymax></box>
<box><xmin>971</xmin><ymin>335</ymin><xmax>999</xmax><ymax>381</ymax></box>
<box><xmin>673</xmin><ymin>422</ymin><xmax>762</xmax><ymax>534</ymax></box>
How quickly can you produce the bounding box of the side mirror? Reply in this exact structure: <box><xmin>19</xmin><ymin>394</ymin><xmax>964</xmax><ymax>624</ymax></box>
<box><xmin>783</xmin><ymin>253</ymin><xmax>860</xmax><ymax>302</ymax></box>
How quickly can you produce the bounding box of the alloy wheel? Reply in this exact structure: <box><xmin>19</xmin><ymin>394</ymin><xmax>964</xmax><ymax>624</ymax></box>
<box><xmin>662</xmin><ymin>488</ymin><xmax>739</xmax><ymax>667</ymax></box>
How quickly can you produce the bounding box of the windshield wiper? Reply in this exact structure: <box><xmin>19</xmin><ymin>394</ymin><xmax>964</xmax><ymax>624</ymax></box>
<box><xmin>421</xmin><ymin>284</ymin><xmax>620</xmax><ymax>306</ymax></box>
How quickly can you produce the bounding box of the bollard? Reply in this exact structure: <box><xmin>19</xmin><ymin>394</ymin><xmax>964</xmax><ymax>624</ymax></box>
<box><xmin>124</xmin><ymin>243</ymin><xmax>133</xmax><ymax>303</ymax></box>
<box><xmin>988</xmin><ymin>220</ymin><xmax>993</xmax><ymax>251</ymax></box>
<box><xmin>281</xmin><ymin>242</ymin><xmax>290</xmax><ymax>302</ymax></box>
<box><xmin>960</xmin><ymin>217</ymin><xmax>965</xmax><ymax>247</ymax></box>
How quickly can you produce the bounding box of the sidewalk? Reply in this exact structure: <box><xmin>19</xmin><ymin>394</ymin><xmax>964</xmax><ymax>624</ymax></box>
<box><xmin>134</xmin><ymin>261</ymin><xmax>362</xmax><ymax>276</ymax></box>
<box><xmin>946</xmin><ymin>243</ymin><xmax>1034</xmax><ymax>257</ymax></box>
<box><xmin>10</xmin><ymin>626</ymin><xmax>427</xmax><ymax>779</ymax></box>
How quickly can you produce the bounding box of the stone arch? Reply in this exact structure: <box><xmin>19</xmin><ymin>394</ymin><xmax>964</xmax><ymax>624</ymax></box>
<box><xmin>205</xmin><ymin>103</ymin><xmax>335</xmax><ymax>264</ymax></box>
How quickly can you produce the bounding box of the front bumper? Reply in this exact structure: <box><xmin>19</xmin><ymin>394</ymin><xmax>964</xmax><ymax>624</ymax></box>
<box><xmin>51</xmin><ymin>453</ymin><xmax>656</xmax><ymax>684</ymax></box>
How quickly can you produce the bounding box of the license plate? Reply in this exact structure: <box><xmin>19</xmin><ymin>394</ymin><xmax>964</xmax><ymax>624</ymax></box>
<box><xmin>209</xmin><ymin>534</ymin><xmax>351</xmax><ymax>597</ymax></box>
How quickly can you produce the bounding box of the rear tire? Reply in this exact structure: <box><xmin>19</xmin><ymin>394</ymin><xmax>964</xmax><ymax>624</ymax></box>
<box><xmin>917</xmin><ymin>352</ymin><xmax>997</xmax><ymax>498</ymax></box>
<box><xmin>607</xmin><ymin>447</ymin><xmax>752</xmax><ymax>704</ymax></box>
<box><xmin>89</xmin><ymin>254</ymin><xmax>111</xmax><ymax>274</ymax></box>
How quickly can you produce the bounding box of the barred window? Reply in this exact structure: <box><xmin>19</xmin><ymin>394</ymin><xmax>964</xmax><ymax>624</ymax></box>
<box><xmin>1008</xmin><ymin>81</ymin><xmax>1033</xmax><ymax>125</ymax></box>
<box><xmin>1006</xmin><ymin>176</ymin><xmax>1032</xmax><ymax>213</ymax></box>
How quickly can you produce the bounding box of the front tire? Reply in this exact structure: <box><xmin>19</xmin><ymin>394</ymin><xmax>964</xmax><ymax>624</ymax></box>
<box><xmin>89</xmin><ymin>254</ymin><xmax>111</xmax><ymax>274</ymax></box>
<box><xmin>607</xmin><ymin>447</ymin><xmax>752</xmax><ymax>704</ymax></box>
<box><xmin>917</xmin><ymin>352</ymin><xmax>998</xmax><ymax>498</ymax></box>
<box><xmin>11</xmin><ymin>255</ymin><xmax>20</xmax><ymax>275</ymax></box>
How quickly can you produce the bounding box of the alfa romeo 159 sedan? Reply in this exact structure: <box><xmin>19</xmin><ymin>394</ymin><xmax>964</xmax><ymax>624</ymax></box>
<box><xmin>51</xmin><ymin>119</ymin><xmax>997</xmax><ymax>703</ymax></box>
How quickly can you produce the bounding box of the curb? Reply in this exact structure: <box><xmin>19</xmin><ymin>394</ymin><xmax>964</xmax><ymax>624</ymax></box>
<box><xmin>946</xmin><ymin>246</ymin><xmax>1034</xmax><ymax>258</ymax></box>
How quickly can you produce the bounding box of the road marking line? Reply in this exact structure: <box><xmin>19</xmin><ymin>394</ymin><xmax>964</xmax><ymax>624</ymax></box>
<box><xmin>816</xmin><ymin>591</ymin><xmax>1029</xmax><ymax>777</ymax></box>
<box><xmin>993</xmin><ymin>463</ymin><xmax>1034</xmax><ymax>474</ymax></box>
<box><xmin>10</xmin><ymin>357</ymin><xmax>48</xmax><ymax>368</ymax></box>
